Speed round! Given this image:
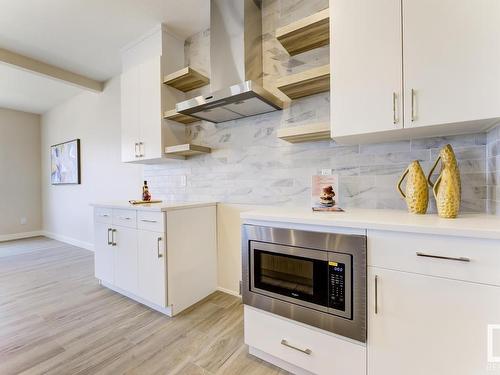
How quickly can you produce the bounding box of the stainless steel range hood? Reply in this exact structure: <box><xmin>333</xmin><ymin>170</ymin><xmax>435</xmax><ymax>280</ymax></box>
<box><xmin>175</xmin><ymin>0</ymin><xmax>283</xmax><ymax>123</ymax></box>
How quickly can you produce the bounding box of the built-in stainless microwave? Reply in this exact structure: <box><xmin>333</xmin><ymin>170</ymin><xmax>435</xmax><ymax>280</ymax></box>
<box><xmin>242</xmin><ymin>224</ymin><xmax>367</xmax><ymax>342</ymax></box>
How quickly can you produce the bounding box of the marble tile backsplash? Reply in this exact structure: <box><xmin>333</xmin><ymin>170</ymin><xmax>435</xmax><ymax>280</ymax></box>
<box><xmin>145</xmin><ymin>0</ymin><xmax>496</xmax><ymax>214</ymax></box>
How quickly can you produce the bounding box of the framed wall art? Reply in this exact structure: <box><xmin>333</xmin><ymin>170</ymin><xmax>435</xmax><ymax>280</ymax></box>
<box><xmin>51</xmin><ymin>139</ymin><xmax>81</xmax><ymax>185</ymax></box>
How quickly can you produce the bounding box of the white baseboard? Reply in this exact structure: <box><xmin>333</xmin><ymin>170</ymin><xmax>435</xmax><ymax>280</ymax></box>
<box><xmin>0</xmin><ymin>230</ymin><xmax>44</xmax><ymax>242</ymax></box>
<box><xmin>42</xmin><ymin>231</ymin><xmax>94</xmax><ymax>252</ymax></box>
<box><xmin>217</xmin><ymin>286</ymin><xmax>241</xmax><ymax>298</ymax></box>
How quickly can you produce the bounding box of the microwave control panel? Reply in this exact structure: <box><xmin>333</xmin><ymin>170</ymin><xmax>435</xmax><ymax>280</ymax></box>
<box><xmin>328</xmin><ymin>261</ymin><xmax>345</xmax><ymax>311</ymax></box>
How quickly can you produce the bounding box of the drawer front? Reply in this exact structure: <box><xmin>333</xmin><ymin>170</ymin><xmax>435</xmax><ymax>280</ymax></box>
<box><xmin>368</xmin><ymin>230</ymin><xmax>500</xmax><ymax>286</ymax></box>
<box><xmin>112</xmin><ymin>209</ymin><xmax>137</xmax><ymax>228</ymax></box>
<box><xmin>137</xmin><ymin>211</ymin><xmax>165</xmax><ymax>232</ymax></box>
<box><xmin>94</xmin><ymin>207</ymin><xmax>112</xmax><ymax>224</ymax></box>
<box><xmin>244</xmin><ymin>306</ymin><xmax>366</xmax><ymax>375</ymax></box>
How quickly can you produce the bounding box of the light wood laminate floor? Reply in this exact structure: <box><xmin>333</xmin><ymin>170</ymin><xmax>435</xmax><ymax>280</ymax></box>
<box><xmin>0</xmin><ymin>237</ymin><xmax>289</xmax><ymax>375</ymax></box>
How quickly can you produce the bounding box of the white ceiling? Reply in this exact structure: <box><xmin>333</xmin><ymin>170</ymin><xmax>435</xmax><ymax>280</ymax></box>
<box><xmin>0</xmin><ymin>0</ymin><xmax>209</xmax><ymax>114</ymax></box>
<box><xmin>0</xmin><ymin>63</ymin><xmax>82</xmax><ymax>114</ymax></box>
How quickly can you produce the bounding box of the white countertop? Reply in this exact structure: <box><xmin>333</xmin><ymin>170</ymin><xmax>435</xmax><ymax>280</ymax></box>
<box><xmin>91</xmin><ymin>201</ymin><xmax>217</xmax><ymax>212</ymax></box>
<box><xmin>241</xmin><ymin>208</ymin><xmax>500</xmax><ymax>240</ymax></box>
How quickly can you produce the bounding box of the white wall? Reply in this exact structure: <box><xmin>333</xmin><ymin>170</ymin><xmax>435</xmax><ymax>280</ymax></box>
<box><xmin>41</xmin><ymin>77</ymin><xmax>142</xmax><ymax>250</ymax></box>
<box><xmin>0</xmin><ymin>108</ymin><xmax>41</xmax><ymax>240</ymax></box>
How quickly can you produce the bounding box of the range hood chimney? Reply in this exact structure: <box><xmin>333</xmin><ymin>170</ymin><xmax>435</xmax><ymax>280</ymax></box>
<box><xmin>176</xmin><ymin>0</ymin><xmax>283</xmax><ymax>123</ymax></box>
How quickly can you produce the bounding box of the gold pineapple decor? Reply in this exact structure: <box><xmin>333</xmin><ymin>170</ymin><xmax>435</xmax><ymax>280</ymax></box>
<box><xmin>397</xmin><ymin>160</ymin><xmax>429</xmax><ymax>214</ymax></box>
<box><xmin>427</xmin><ymin>144</ymin><xmax>461</xmax><ymax>219</ymax></box>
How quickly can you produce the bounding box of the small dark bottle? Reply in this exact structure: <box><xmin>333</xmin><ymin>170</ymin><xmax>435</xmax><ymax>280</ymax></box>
<box><xmin>142</xmin><ymin>180</ymin><xmax>151</xmax><ymax>202</ymax></box>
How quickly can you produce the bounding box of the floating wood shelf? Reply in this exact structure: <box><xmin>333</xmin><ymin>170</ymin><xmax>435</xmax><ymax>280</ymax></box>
<box><xmin>276</xmin><ymin>9</ymin><xmax>330</xmax><ymax>56</ymax></box>
<box><xmin>276</xmin><ymin>65</ymin><xmax>330</xmax><ymax>99</ymax></box>
<box><xmin>277</xmin><ymin>122</ymin><xmax>331</xmax><ymax>143</ymax></box>
<box><xmin>163</xmin><ymin>109</ymin><xmax>198</xmax><ymax>124</ymax></box>
<box><xmin>165</xmin><ymin>144</ymin><xmax>211</xmax><ymax>157</ymax></box>
<box><xmin>163</xmin><ymin>67</ymin><xmax>209</xmax><ymax>92</ymax></box>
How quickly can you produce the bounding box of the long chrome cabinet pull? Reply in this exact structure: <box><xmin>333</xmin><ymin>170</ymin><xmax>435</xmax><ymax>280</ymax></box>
<box><xmin>280</xmin><ymin>339</ymin><xmax>312</xmax><ymax>355</ymax></box>
<box><xmin>157</xmin><ymin>237</ymin><xmax>163</xmax><ymax>258</ymax></box>
<box><xmin>141</xmin><ymin>219</ymin><xmax>157</xmax><ymax>223</ymax></box>
<box><xmin>138</xmin><ymin>142</ymin><xmax>144</xmax><ymax>157</ymax></box>
<box><xmin>134</xmin><ymin>143</ymin><xmax>139</xmax><ymax>158</ymax></box>
<box><xmin>392</xmin><ymin>92</ymin><xmax>398</xmax><ymax>125</ymax></box>
<box><xmin>374</xmin><ymin>275</ymin><xmax>378</xmax><ymax>314</ymax></box>
<box><xmin>111</xmin><ymin>229</ymin><xmax>117</xmax><ymax>246</ymax></box>
<box><xmin>411</xmin><ymin>89</ymin><xmax>417</xmax><ymax>122</ymax></box>
<box><xmin>416</xmin><ymin>252</ymin><xmax>470</xmax><ymax>262</ymax></box>
<box><xmin>107</xmin><ymin>228</ymin><xmax>112</xmax><ymax>245</ymax></box>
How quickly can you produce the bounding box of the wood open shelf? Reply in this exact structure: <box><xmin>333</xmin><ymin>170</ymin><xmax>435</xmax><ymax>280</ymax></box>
<box><xmin>276</xmin><ymin>9</ymin><xmax>330</xmax><ymax>56</ymax></box>
<box><xmin>276</xmin><ymin>65</ymin><xmax>330</xmax><ymax>99</ymax></box>
<box><xmin>165</xmin><ymin>144</ymin><xmax>211</xmax><ymax>157</ymax></box>
<box><xmin>277</xmin><ymin>122</ymin><xmax>330</xmax><ymax>143</ymax></box>
<box><xmin>163</xmin><ymin>67</ymin><xmax>210</xmax><ymax>92</ymax></box>
<box><xmin>163</xmin><ymin>109</ymin><xmax>198</xmax><ymax>125</ymax></box>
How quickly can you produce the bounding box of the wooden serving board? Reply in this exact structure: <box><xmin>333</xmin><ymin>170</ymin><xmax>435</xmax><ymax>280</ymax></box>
<box><xmin>128</xmin><ymin>200</ymin><xmax>163</xmax><ymax>205</ymax></box>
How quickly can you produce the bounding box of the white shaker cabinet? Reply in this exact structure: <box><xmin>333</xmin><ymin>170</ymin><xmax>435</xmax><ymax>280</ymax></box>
<box><xmin>93</xmin><ymin>202</ymin><xmax>217</xmax><ymax>316</ymax></box>
<box><xmin>331</xmin><ymin>0</ymin><xmax>500</xmax><ymax>143</ymax></box>
<box><xmin>138</xmin><ymin>230</ymin><xmax>166</xmax><ymax>307</ymax></box>
<box><xmin>120</xmin><ymin>25</ymin><xmax>188</xmax><ymax>163</ymax></box>
<box><xmin>94</xmin><ymin>221</ymin><xmax>114</xmax><ymax>284</ymax></box>
<box><xmin>403</xmin><ymin>0</ymin><xmax>500</xmax><ymax>129</ymax></box>
<box><xmin>121</xmin><ymin>57</ymin><xmax>163</xmax><ymax>162</ymax></box>
<box><xmin>367</xmin><ymin>267</ymin><xmax>500</xmax><ymax>375</ymax></box>
<box><xmin>138</xmin><ymin>57</ymin><xmax>163</xmax><ymax>161</ymax></box>
<box><xmin>367</xmin><ymin>230</ymin><xmax>500</xmax><ymax>375</ymax></box>
<box><xmin>121</xmin><ymin>66</ymin><xmax>140</xmax><ymax>162</ymax></box>
<box><xmin>331</xmin><ymin>0</ymin><xmax>403</xmax><ymax>137</ymax></box>
<box><xmin>113</xmin><ymin>226</ymin><xmax>139</xmax><ymax>295</ymax></box>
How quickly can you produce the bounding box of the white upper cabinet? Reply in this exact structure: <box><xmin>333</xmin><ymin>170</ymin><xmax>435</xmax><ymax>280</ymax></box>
<box><xmin>331</xmin><ymin>0</ymin><xmax>403</xmax><ymax>137</ymax></box>
<box><xmin>403</xmin><ymin>0</ymin><xmax>500</xmax><ymax>128</ymax></box>
<box><xmin>331</xmin><ymin>0</ymin><xmax>500</xmax><ymax>142</ymax></box>
<box><xmin>138</xmin><ymin>57</ymin><xmax>163</xmax><ymax>161</ymax></box>
<box><xmin>121</xmin><ymin>66</ymin><xmax>140</xmax><ymax>162</ymax></box>
<box><xmin>120</xmin><ymin>25</ymin><xmax>186</xmax><ymax>163</ymax></box>
<box><xmin>121</xmin><ymin>57</ymin><xmax>164</xmax><ymax>162</ymax></box>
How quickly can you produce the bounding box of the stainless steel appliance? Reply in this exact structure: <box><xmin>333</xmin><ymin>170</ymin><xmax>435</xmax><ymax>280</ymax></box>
<box><xmin>175</xmin><ymin>0</ymin><xmax>284</xmax><ymax>123</ymax></box>
<box><xmin>242</xmin><ymin>225</ymin><xmax>367</xmax><ymax>342</ymax></box>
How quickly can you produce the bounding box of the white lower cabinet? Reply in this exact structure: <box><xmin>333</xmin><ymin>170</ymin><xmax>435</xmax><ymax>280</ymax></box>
<box><xmin>93</xmin><ymin>204</ymin><xmax>217</xmax><ymax>316</ymax></box>
<box><xmin>113</xmin><ymin>226</ymin><xmax>139</xmax><ymax>295</ymax></box>
<box><xmin>367</xmin><ymin>266</ymin><xmax>500</xmax><ymax>375</ymax></box>
<box><xmin>244</xmin><ymin>306</ymin><xmax>366</xmax><ymax>375</ymax></box>
<box><xmin>138</xmin><ymin>230</ymin><xmax>166</xmax><ymax>307</ymax></box>
<box><xmin>94</xmin><ymin>222</ymin><xmax>114</xmax><ymax>284</ymax></box>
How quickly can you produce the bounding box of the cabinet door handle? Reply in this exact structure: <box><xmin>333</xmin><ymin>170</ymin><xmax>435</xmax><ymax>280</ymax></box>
<box><xmin>119</xmin><ymin>217</ymin><xmax>132</xmax><ymax>220</ymax></box>
<box><xmin>411</xmin><ymin>89</ymin><xmax>417</xmax><ymax>122</ymax></box>
<box><xmin>107</xmin><ymin>228</ymin><xmax>112</xmax><ymax>245</ymax></box>
<box><xmin>139</xmin><ymin>142</ymin><xmax>144</xmax><ymax>157</ymax></box>
<box><xmin>111</xmin><ymin>229</ymin><xmax>117</xmax><ymax>246</ymax></box>
<box><xmin>134</xmin><ymin>142</ymin><xmax>139</xmax><ymax>158</ymax></box>
<box><xmin>280</xmin><ymin>339</ymin><xmax>311</xmax><ymax>355</ymax></box>
<box><xmin>141</xmin><ymin>219</ymin><xmax>157</xmax><ymax>223</ymax></box>
<box><xmin>392</xmin><ymin>92</ymin><xmax>399</xmax><ymax>125</ymax></box>
<box><xmin>374</xmin><ymin>275</ymin><xmax>379</xmax><ymax>314</ymax></box>
<box><xmin>416</xmin><ymin>252</ymin><xmax>470</xmax><ymax>263</ymax></box>
<box><xmin>157</xmin><ymin>237</ymin><xmax>163</xmax><ymax>258</ymax></box>
<box><xmin>99</xmin><ymin>214</ymin><xmax>109</xmax><ymax>217</ymax></box>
